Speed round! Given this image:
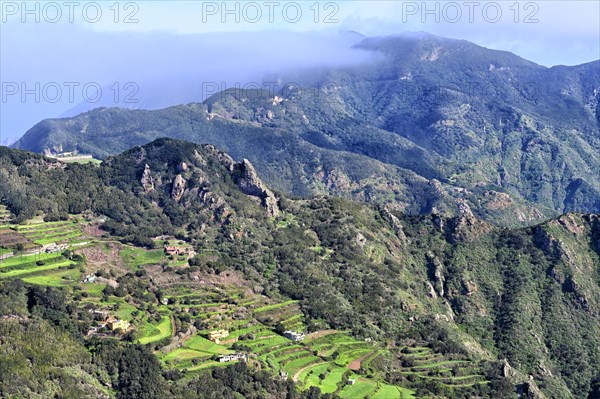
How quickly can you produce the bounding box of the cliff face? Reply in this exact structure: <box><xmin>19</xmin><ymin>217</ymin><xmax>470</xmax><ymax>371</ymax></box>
<box><xmin>233</xmin><ymin>159</ymin><xmax>280</xmax><ymax>217</ymax></box>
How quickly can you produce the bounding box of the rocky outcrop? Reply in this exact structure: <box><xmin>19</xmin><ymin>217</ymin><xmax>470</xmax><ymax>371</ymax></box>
<box><xmin>446</xmin><ymin>213</ymin><xmax>491</xmax><ymax>244</ymax></box>
<box><xmin>141</xmin><ymin>163</ymin><xmax>154</xmax><ymax>192</ymax></box>
<box><xmin>457</xmin><ymin>199</ymin><xmax>474</xmax><ymax>218</ymax></box>
<box><xmin>379</xmin><ymin>206</ymin><xmax>408</xmax><ymax>242</ymax></box>
<box><xmin>177</xmin><ymin>162</ymin><xmax>189</xmax><ymax>172</ymax></box>
<box><xmin>233</xmin><ymin>159</ymin><xmax>279</xmax><ymax>217</ymax></box>
<box><xmin>426</xmin><ymin>252</ymin><xmax>445</xmax><ymax>297</ymax></box>
<box><xmin>522</xmin><ymin>376</ymin><xmax>548</xmax><ymax>399</ymax></box>
<box><xmin>171</xmin><ymin>174</ymin><xmax>186</xmax><ymax>202</ymax></box>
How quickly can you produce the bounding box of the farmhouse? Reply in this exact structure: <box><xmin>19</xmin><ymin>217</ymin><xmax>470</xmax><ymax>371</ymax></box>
<box><xmin>164</xmin><ymin>246</ymin><xmax>179</xmax><ymax>256</ymax></box>
<box><xmin>164</xmin><ymin>245</ymin><xmax>193</xmax><ymax>257</ymax></box>
<box><xmin>218</xmin><ymin>353</ymin><xmax>247</xmax><ymax>363</ymax></box>
<box><xmin>42</xmin><ymin>242</ymin><xmax>69</xmax><ymax>253</ymax></box>
<box><xmin>106</xmin><ymin>318</ymin><xmax>130</xmax><ymax>332</ymax></box>
<box><xmin>84</xmin><ymin>274</ymin><xmax>97</xmax><ymax>283</ymax></box>
<box><xmin>283</xmin><ymin>330</ymin><xmax>305</xmax><ymax>342</ymax></box>
<box><xmin>208</xmin><ymin>329</ymin><xmax>229</xmax><ymax>343</ymax></box>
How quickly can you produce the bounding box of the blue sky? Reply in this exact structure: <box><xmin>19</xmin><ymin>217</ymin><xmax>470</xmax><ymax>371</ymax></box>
<box><xmin>1</xmin><ymin>0</ymin><xmax>599</xmax><ymax>143</ymax></box>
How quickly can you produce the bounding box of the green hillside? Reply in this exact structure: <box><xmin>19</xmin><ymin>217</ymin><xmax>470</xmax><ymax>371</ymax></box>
<box><xmin>0</xmin><ymin>140</ymin><xmax>599</xmax><ymax>398</ymax></box>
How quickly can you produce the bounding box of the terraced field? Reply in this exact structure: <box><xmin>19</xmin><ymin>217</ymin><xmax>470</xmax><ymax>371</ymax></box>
<box><xmin>0</xmin><ymin>217</ymin><xmax>90</xmax><ymax>286</ymax></box>
<box><xmin>0</xmin><ymin>205</ymin><xmax>12</xmax><ymax>225</ymax></box>
<box><xmin>253</xmin><ymin>299</ymin><xmax>306</xmax><ymax>331</ymax></box>
<box><xmin>397</xmin><ymin>347</ymin><xmax>488</xmax><ymax>389</ymax></box>
<box><xmin>16</xmin><ymin>219</ymin><xmax>83</xmax><ymax>245</ymax></box>
<box><xmin>21</xmin><ymin>268</ymin><xmax>80</xmax><ymax>286</ymax></box>
<box><xmin>139</xmin><ymin>312</ymin><xmax>173</xmax><ymax>344</ymax></box>
<box><xmin>0</xmin><ymin>220</ymin><xmax>484</xmax><ymax>399</ymax></box>
<box><xmin>150</xmin><ymin>282</ymin><xmax>424</xmax><ymax>398</ymax></box>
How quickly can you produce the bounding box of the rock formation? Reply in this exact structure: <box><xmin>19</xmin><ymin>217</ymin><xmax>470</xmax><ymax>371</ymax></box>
<box><xmin>141</xmin><ymin>164</ymin><xmax>154</xmax><ymax>192</ymax></box>
<box><xmin>171</xmin><ymin>174</ymin><xmax>186</xmax><ymax>202</ymax></box>
<box><xmin>233</xmin><ymin>159</ymin><xmax>279</xmax><ymax>217</ymax></box>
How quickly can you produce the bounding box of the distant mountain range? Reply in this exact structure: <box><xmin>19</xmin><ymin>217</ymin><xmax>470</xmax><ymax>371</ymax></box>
<box><xmin>12</xmin><ymin>32</ymin><xmax>600</xmax><ymax>226</ymax></box>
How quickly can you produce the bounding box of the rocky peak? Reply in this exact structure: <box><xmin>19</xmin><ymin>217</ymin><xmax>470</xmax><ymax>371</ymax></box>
<box><xmin>233</xmin><ymin>159</ymin><xmax>280</xmax><ymax>217</ymax></box>
<box><xmin>171</xmin><ymin>174</ymin><xmax>186</xmax><ymax>202</ymax></box>
<box><xmin>141</xmin><ymin>163</ymin><xmax>154</xmax><ymax>192</ymax></box>
<box><xmin>445</xmin><ymin>212</ymin><xmax>491</xmax><ymax>244</ymax></box>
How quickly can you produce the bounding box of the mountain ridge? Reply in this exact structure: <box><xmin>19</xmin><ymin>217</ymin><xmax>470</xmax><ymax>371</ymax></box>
<box><xmin>11</xmin><ymin>33</ymin><xmax>600</xmax><ymax>226</ymax></box>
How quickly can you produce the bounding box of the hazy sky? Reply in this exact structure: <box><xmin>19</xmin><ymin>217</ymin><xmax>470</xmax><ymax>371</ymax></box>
<box><xmin>1</xmin><ymin>0</ymin><xmax>599</xmax><ymax>142</ymax></box>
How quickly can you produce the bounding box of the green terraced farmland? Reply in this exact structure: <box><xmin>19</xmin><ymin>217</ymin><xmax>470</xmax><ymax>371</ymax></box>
<box><xmin>299</xmin><ymin>362</ymin><xmax>347</xmax><ymax>393</ymax></box>
<box><xmin>282</xmin><ymin>355</ymin><xmax>321</xmax><ymax>374</ymax></box>
<box><xmin>0</xmin><ymin>260</ymin><xmax>73</xmax><ymax>279</ymax></box>
<box><xmin>339</xmin><ymin>378</ymin><xmax>377</xmax><ymax>399</ymax></box>
<box><xmin>120</xmin><ymin>246</ymin><xmax>165</xmax><ymax>268</ymax></box>
<box><xmin>164</xmin><ymin>348</ymin><xmax>210</xmax><ymax>362</ymax></box>
<box><xmin>21</xmin><ymin>268</ymin><xmax>80</xmax><ymax>286</ymax></box>
<box><xmin>0</xmin><ymin>252</ymin><xmax>63</xmax><ymax>268</ymax></box>
<box><xmin>14</xmin><ymin>220</ymin><xmax>83</xmax><ymax>245</ymax></box>
<box><xmin>372</xmin><ymin>384</ymin><xmax>416</xmax><ymax>399</ymax></box>
<box><xmin>184</xmin><ymin>336</ymin><xmax>231</xmax><ymax>355</ymax></box>
<box><xmin>139</xmin><ymin>315</ymin><xmax>173</xmax><ymax>344</ymax></box>
<box><xmin>244</xmin><ymin>334</ymin><xmax>290</xmax><ymax>351</ymax></box>
<box><xmin>253</xmin><ymin>299</ymin><xmax>299</xmax><ymax>313</ymax></box>
<box><xmin>114</xmin><ymin>302</ymin><xmax>138</xmax><ymax>320</ymax></box>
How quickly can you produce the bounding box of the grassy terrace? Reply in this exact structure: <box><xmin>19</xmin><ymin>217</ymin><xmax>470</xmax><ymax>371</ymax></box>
<box><xmin>11</xmin><ymin>219</ymin><xmax>84</xmax><ymax>246</ymax></box>
<box><xmin>0</xmin><ymin>252</ymin><xmax>63</xmax><ymax>268</ymax></box>
<box><xmin>21</xmin><ymin>268</ymin><xmax>81</xmax><ymax>286</ymax></box>
<box><xmin>0</xmin><ymin>217</ymin><xmax>94</xmax><ymax>287</ymax></box>
<box><xmin>339</xmin><ymin>378</ymin><xmax>377</xmax><ymax>398</ymax></box>
<box><xmin>395</xmin><ymin>346</ymin><xmax>488</xmax><ymax>389</ymax></box>
<box><xmin>120</xmin><ymin>247</ymin><xmax>165</xmax><ymax>268</ymax></box>
<box><xmin>139</xmin><ymin>314</ymin><xmax>173</xmax><ymax>345</ymax></box>
<box><xmin>0</xmin><ymin>260</ymin><xmax>74</xmax><ymax>279</ymax></box>
<box><xmin>253</xmin><ymin>299</ymin><xmax>299</xmax><ymax>313</ymax></box>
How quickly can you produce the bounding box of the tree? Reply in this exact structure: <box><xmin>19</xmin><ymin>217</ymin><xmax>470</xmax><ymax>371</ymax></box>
<box><xmin>117</xmin><ymin>345</ymin><xmax>166</xmax><ymax>399</ymax></box>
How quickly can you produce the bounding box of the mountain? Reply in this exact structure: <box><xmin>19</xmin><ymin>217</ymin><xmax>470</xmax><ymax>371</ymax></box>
<box><xmin>1</xmin><ymin>139</ymin><xmax>600</xmax><ymax>398</ymax></box>
<box><xmin>12</xmin><ymin>33</ymin><xmax>600</xmax><ymax>227</ymax></box>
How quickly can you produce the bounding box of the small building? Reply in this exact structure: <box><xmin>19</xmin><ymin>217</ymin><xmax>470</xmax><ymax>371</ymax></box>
<box><xmin>347</xmin><ymin>379</ymin><xmax>356</xmax><ymax>385</ymax></box>
<box><xmin>208</xmin><ymin>329</ymin><xmax>229</xmax><ymax>343</ymax></box>
<box><xmin>279</xmin><ymin>371</ymin><xmax>289</xmax><ymax>380</ymax></box>
<box><xmin>84</xmin><ymin>274</ymin><xmax>97</xmax><ymax>283</ymax></box>
<box><xmin>164</xmin><ymin>245</ymin><xmax>180</xmax><ymax>256</ymax></box>
<box><xmin>218</xmin><ymin>353</ymin><xmax>247</xmax><ymax>363</ymax></box>
<box><xmin>107</xmin><ymin>318</ymin><xmax>130</xmax><ymax>332</ymax></box>
<box><xmin>164</xmin><ymin>245</ymin><xmax>193</xmax><ymax>257</ymax></box>
<box><xmin>42</xmin><ymin>242</ymin><xmax>69</xmax><ymax>253</ymax></box>
<box><xmin>283</xmin><ymin>330</ymin><xmax>305</xmax><ymax>342</ymax></box>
